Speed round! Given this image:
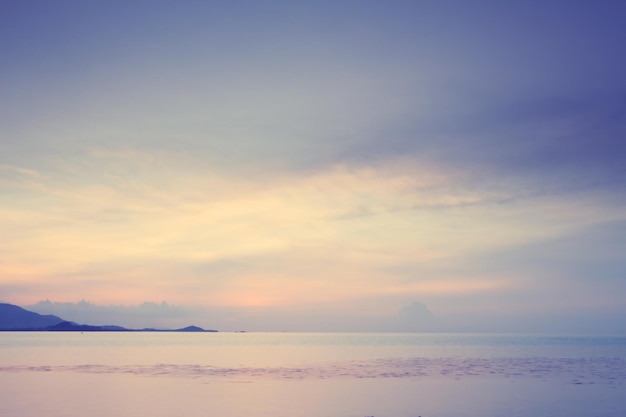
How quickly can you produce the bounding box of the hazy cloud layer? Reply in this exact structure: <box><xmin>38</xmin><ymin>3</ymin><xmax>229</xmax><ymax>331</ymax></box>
<box><xmin>27</xmin><ymin>300</ymin><xmax>194</xmax><ymax>329</ymax></box>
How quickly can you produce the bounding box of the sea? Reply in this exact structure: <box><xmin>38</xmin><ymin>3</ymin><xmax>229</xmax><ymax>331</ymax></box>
<box><xmin>1</xmin><ymin>332</ymin><xmax>625</xmax><ymax>417</ymax></box>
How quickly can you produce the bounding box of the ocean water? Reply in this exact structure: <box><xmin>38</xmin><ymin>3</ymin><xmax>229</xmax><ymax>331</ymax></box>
<box><xmin>1</xmin><ymin>332</ymin><xmax>625</xmax><ymax>417</ymax></box>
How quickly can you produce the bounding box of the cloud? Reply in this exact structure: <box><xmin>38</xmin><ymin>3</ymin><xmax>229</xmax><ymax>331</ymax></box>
<box><xmin>25</xmin><ymin>298</ymin><xmax>437</xmax><ymax>332</ymax></box>
<box><xmin>394</xmin><ymin>301</ymin><xmax>437</xmax><ymax>332</ymax></box>
<box><xmin>0</xmin><ymin>164</ymin><xmax>41</xmax><ymax>178</ymax></box>
<box><xmin>2</xmin><ymin>145</ymin><xmax>623</xmax><ymax>318</ymax></box>
<box><xmin>27</xmin><ymin>300</ymin><xmax>200</xmax><ymax>329</ymax></box>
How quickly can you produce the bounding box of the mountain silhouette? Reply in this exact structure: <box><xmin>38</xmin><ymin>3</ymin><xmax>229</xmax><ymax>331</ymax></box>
<box><xmin>0</xmin><ymin>303</ymin><xmax>64</xmax><ymax>330</ymax></box>
<box><xmin>0</xmin><ymin>302</ymin><xmax>217</xmax><ymax>332</ymax></box>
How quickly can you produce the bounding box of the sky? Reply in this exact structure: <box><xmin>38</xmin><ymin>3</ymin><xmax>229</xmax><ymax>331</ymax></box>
<box><xmin>1</xmin><ymin>1</ymin><xmax>626</xmax><ymax>333</ymax></box>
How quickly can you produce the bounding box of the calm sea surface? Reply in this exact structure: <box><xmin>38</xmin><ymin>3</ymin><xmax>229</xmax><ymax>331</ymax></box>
<box><xmin>1</xmin><ymin>332</ymin><xmax>625</xmax><ymax>417</ymax></box>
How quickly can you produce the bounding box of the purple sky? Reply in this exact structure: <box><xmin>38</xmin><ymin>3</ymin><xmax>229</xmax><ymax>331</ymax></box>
<box><xmin>1</xmin><ymin>1</ymin><xmax>626</xmax><ymax>332</ymax></box>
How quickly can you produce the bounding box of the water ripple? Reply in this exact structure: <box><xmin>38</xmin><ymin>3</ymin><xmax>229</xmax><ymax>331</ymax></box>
<box><xmin>1</xmin><ymin>357</ymin><xmax>624</xmax><ymax>385</ymax></box>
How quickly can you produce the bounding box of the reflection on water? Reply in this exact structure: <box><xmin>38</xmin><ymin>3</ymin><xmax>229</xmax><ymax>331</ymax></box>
<box><xmin>1</xmin><ymin>332</ymin><xmax>625</xmax><ymax>417</ymax></box>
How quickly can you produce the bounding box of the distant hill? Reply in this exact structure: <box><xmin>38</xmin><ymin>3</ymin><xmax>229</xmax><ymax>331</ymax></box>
<box><xmin>177</xmin><ymin>325</ymin><xmax>210</xmax><ymax>332</ymax></box>
<box><xmin>44</xmin><ymin>321</ymin><xmax>130</xmax><ymax>332</ymax></box>
<box><xmin>0</xmin><ymin>302</ymin><xmax>217</xmax><ymax>332</ymax></box>
<box><xmin>0</xmin><ymin>303</ymin><xmax>64</xmax><ymax>330</ymax></box>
